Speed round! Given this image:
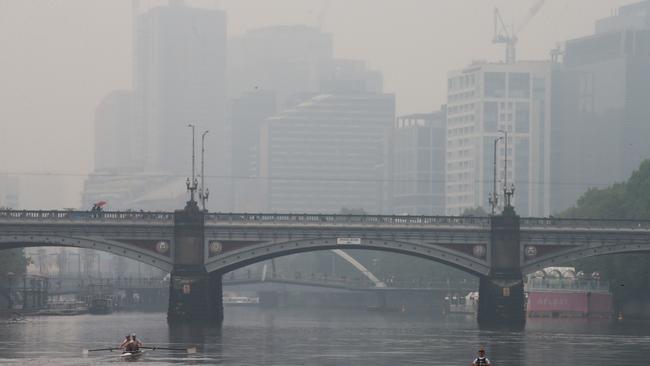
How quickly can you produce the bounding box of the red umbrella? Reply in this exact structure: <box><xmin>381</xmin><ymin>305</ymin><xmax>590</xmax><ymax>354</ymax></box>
<box><xmin>96</xmin><ymin>201</ymin><xmax>107</xmax><ymax>207</ymax></box>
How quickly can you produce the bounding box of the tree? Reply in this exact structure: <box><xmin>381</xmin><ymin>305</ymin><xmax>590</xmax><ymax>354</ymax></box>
<box><xmin>561</xmin><ymin>160</ymin><xmax>650</xmax><ymax>311</ymax></box>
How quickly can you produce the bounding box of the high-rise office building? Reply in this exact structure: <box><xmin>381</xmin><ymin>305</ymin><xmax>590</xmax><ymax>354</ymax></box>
<box><xmin>446</xmin><ymin>61</ymin><xmax>552</xmax><ymax>216</ymax></box>
<box><xmin>228</xmin><ymin>25</ymin><xmax>333</xmax><ymax>108</ymax></box>
<box><xmin>260</xmin><ymin>93</ymin><xmax>395</xmax><ymax>214</ymax></box>
<box><xmin>230</xmin><ymin>90</ymin><xmax>277</xmax><ymax>211</ymax></box>
<box><xmin>83</xmin><ymin>2</ymin><xmax>228</xmax><ymax>211</ymax></box>
<box><xmin>550</xmin><ymin>0</ymin><xmax>650</xmax><ymax>213</ymax></box>
<box><xmin>94</xmin><ymin>90</ymin><xmax>136</xmax><ymax>173</ymax></box>
<box><xmin>391</xmin><ymin>109</ymin><xmax>447</xmax><ymax>215</ymax></box>
<box><xmin>136</xmin><ymin>1</ymin><xmax>227</xmax><ymax>176</ymax></box>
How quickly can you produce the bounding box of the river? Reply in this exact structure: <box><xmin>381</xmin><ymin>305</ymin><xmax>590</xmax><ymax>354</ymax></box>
<box><xmin>0</xmin><ymin>308</ymin><xmax>649</xmax><ymax>365</ymax></box>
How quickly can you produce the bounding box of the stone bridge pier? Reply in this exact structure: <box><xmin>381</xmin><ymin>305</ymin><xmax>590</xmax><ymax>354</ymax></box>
<box><xmin>167</xmin><ymin>203</ymin><xmax>223</xmax><ymax>324</ymax></box>
<box><xmin>477</xmin><ymin>207</ymin><xmax>525</xmax><ymax>328</ymax></box>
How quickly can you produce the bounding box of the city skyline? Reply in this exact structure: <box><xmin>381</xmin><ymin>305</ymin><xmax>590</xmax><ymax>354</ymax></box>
<box><xmin>0</xmin><ymin>0</ymin><xmax>637</xmax><ymax>209</ymax></box>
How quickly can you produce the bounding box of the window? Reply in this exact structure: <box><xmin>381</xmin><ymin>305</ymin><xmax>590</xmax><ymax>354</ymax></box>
<box><xmin>484</xmin><ymin>72</ymin><xmax>506</xmax><ymax>98</ymax></box>
<box><xmin>533</xmin><ymin>77</ymin><xmax>546</xmax><ymax>100</ymax></box>
<box><xmin>417</xmin><ymin>129</ymin><xmax>430</xmax><ymax>147</ymax></box>
<box><xmin>484</xmin><ymin>102</ymin><xmax>498</xmax><ymax>132</ymax></box>
<box><xmin>509</xmin><ymin>72</ymin><xmax>530</xmax><ymax>98</ymax></box>
<box><xmin>515</xmin><ymin>102</ymin><xmax>530</xmax><ymax>133</ymax></box>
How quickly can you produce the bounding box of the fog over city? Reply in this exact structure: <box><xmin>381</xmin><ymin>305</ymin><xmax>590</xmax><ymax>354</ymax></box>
<box><xmin>0</xmin><ymin>0</ymin><xmax>633</xmax><ymax>209</ymax></box>
<box><xmin>5</xmin><ymin>1</ymin><xmax>650</xmax><ymax>364</ymax></box>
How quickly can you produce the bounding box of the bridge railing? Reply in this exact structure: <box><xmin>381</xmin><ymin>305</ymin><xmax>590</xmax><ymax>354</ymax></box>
<box><xmin>521</xmin><ymin>217</ymin><xmax>650</xmax><ymax>230</ymax></box>
<box><xmin>0</xmin><ymin>210</ymin><xmax>174</xmax><ymax>224</ymax></box>
<box><xmin>205</xmin><ymin>213</ymin><xmax>490</xmax><ymax>227</ymax></box>
<box><xmin>0</xmin><ymin>209</ymin><xmax>491</xmax><ymax>227</ymax></box>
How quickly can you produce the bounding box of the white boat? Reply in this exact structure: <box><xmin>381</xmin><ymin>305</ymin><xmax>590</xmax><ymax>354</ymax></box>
<box><xmin>34</xmin><ymin>301</ymin><xmax>88</xmax><ymax>316</ymax></box>
<box><xmin>120</xmin><ymin>350</ymin><xmax>145</xmax><ymax>360</ymax></box>
<box><xmin>443</xmin><ymin>292</ymin><xmax>478</xmax><ymax>315</ymax></box>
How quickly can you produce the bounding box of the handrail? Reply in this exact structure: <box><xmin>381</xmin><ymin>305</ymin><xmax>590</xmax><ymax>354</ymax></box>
<box><xmin>0</xmin><ymin>209</ymin><xmax>174</xmax><ymax>223</ymax></box>
<box><xmin>521</xmin><ymin>217</ymin><xmax>650</xmax><ymax>230</ymax></box>
<box><xmin>205</xmin><ymin>212</ymin><xmax>491</xmax><ymax>227</ymax></box>
<box><xmin>3</xmin><ymin>209</ymin><xmax>650</xmax><ymax>230</ymax></box>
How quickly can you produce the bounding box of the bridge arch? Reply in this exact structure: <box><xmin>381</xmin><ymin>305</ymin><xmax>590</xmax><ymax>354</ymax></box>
<box><xmin>205</xmin><ymin>237</ymin><xmax>489</xmax><ymax>277</ymax></box>
<box><xmin>0</xmin><ymin>235</ymin><xmax>174</xmax><ymax>272</ymax></box>
<box><xmin>522</xmin><ymin>241</ymin><xmax>650</xmax><ymax>275</ymax></box>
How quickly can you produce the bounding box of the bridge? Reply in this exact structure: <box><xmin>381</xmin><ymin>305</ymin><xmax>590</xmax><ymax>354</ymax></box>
<box><xmin>3</xmin><ymin>202</ymin><xmax>650</xmax><ymax>327</ymax></box>
<box><xmin>47</xmin><ymin>273</ymin><xmax>477</xmax><ymax>296</ymax></box>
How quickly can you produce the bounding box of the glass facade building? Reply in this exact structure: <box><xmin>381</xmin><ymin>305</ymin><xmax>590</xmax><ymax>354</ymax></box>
<box><xmin>260</xmin><ymin>93</ymin><xmax>395</xmax><ymax>214</ymax></box>
<box><xmin>391</xmin><ymin>109</ymin><xmax>447</xmax><ymax>215</ymax></box>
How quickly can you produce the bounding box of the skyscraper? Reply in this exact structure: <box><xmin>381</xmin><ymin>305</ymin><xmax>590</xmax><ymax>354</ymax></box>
<box><xmin>135</xmin><ymin>1</ymin><xmax>227</xmax><ymax>193</ymax></box>
<box><xmin>550</xmin><ymin>0</ymin><xmax>650</xmax><ymax>213</ymax></box>
<box><xmin>83</xmin><ymin>1</ymin><xmax>227</xmax><ymax>211</ymax></box>
<box><xmin>446</xmin><ymin>61</ymin><xmax>552</xmax><ymax>216</ymax></box>
<box><xmin>228</xmin><ymin>25</ymin><xmax>333</xmax><ymax>108</ymax></box>
<box><xmin>94</xmin><ymin>90</ymin><xmax>136</xmax><ymax>173</ymax></box>
<box><xmin>391</xmin><ymin>108</ymin><xmax>447</xmax><ymax>215</ymax></box>
<box><xmin>230</xmin><ymin>90</ymin><xmax>277</xmax><ymax>212</ymax></box>
<box><xmin>261</xmin><ymin>93</ymin><xmax>394</xmax><ymax>214</ymax></box>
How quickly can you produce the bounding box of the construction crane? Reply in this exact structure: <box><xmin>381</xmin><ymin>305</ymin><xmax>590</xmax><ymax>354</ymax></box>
<box><xmin>493</xmin><ymin>0</ymin><xmax>546</xmax><ymax>63</ymax></box>
<box><xmin>317</xmin><ymin>0</ymin><xmax>330</xmax><ymax>30</ymax></box>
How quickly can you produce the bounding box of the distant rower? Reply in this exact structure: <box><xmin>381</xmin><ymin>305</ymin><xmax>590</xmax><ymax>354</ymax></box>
<box><xmin>119</xmin><ymin>334</ymin><xmax>131</xmax><ymax>351</ymax></box>
<box><xmin>122</xmin><ymin>333</ymin><xmax>143</xmax><ymax>353</ymax></box>
<box><xmin>471</xmin><ymin>348</ymin><xmax>491</xmax><ymax>366</ymax></box>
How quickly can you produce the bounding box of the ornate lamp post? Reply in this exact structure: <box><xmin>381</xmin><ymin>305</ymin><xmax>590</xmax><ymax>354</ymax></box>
<box><xmin>199</xmin><ymin>130</ymin><xmax>210</xmax><ymax>211</ymax></box>
<box><xmin>488</xmin><ymin>135</ymin><xmax>503</xmax><ymax>214</ymax></box>
<box><xmin>186</xmin><ymin>124</ymin><xmax>198</xmax><ymax>206</ymax></box>
<box><xmin>498</xmin><ymin>129</ymin><xmax>515</xmax><ymax>209</ymax></box>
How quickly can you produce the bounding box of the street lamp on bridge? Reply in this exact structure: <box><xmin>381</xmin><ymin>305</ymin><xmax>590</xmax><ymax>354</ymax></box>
<box><xmin>498</xmin><ymin>129</ymin><xmax>515</xmax><ymax>210</ymax></box>
<box><xmin>186</xmin><ymin>124</ymin><xmax>199</xmax><ymax>206</ymax></box>
<box><xmin>488</xmin><ymin>134</ymin><xmax>503</xmax><ymax>215</ymax></box>
<box><xmin>199</xmin><ymin>130</ymin><xmax>210</xmax><ymax>212</ymax></box>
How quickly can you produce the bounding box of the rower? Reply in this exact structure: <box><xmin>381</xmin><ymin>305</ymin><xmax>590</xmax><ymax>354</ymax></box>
<box><xmin>471</xmin><ymin>348</ymin><xmax>491</xmax><ymax>366</ymax></box>
<box><xmin>119</xmin><ymin>334</ymin><xmax>131</xmax><ymax>351</ymax></box>
<box><xmin>125</xmin><ymin>333</ymin><xmax>143</xmax><ymax>353</ymax></box>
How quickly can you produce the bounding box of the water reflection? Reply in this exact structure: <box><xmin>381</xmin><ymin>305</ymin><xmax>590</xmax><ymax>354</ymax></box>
<box><xmin>0</xmin><ymin>309</ymin><xmax>649</xmax><ymax>365</ymax></box>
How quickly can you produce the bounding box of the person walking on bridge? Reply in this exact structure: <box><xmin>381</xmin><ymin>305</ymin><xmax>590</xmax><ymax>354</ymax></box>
<box><xmin>472</xmin><ymin>348</ymin><xmax>491</xmax><ymax>366</ymax></box>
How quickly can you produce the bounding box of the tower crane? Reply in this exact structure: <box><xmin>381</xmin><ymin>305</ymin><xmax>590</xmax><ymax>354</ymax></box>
<box><xmin>493</xmin><ymin>0</ymin><xmax>546</xmax><ymax>63</ymax></box>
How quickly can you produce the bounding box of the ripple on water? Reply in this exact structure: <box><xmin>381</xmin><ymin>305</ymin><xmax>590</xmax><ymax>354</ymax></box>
<box><xmin>0</xmin><ymin>310</ymin><xmax>649</xmax><ymax>365</ymax></box>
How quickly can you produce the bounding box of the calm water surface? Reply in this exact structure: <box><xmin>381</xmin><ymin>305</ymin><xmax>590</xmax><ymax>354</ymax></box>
<box><xmin>0</xmin><ymin>308</ymin><xmax>649</xmax><ymax>365</ymax></box>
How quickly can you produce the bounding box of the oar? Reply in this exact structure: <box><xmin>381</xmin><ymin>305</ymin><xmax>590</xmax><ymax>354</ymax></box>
<box><xmin>82</xmin><ymin>347</ymin><xmax>120</xmax><ymax>355</ymax></box>
<box><xmin>141</xmin><ymin>346</ymin><xmax>197</xmax><ymax>354</ymax></box>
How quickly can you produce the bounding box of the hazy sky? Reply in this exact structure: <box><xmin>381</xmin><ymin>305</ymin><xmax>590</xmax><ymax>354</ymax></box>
<box><xmin>0</xmin><ymin>0</ymin><xmax>634</xmax><ymax>208</ymax></box>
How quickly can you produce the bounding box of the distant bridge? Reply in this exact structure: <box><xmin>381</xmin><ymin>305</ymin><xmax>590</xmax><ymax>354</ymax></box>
<box><xmin>46</xmin><ymin>274</ymin><xmax>477</xmax><ymax>296</ymax></box>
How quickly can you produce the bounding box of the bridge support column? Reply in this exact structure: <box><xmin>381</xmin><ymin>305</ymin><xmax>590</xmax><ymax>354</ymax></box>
<box><xmin>167</xmin><ymin>202</ymin><xmax>223</xmax><ymax>324</ymax></box>
<box><xmin>478</xmin><ymin>207</ymin><xmax>525</xmax><ymax>328</ymax></box>
<box><xmin>168</xmin><ymin>269</ymin><xmax>223</xmax><ymax>323</ymax></box>
<box><xmin>477</xmin><ymin>275</ymin><xmax>525</xmax><ymax>327</ymax></box>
